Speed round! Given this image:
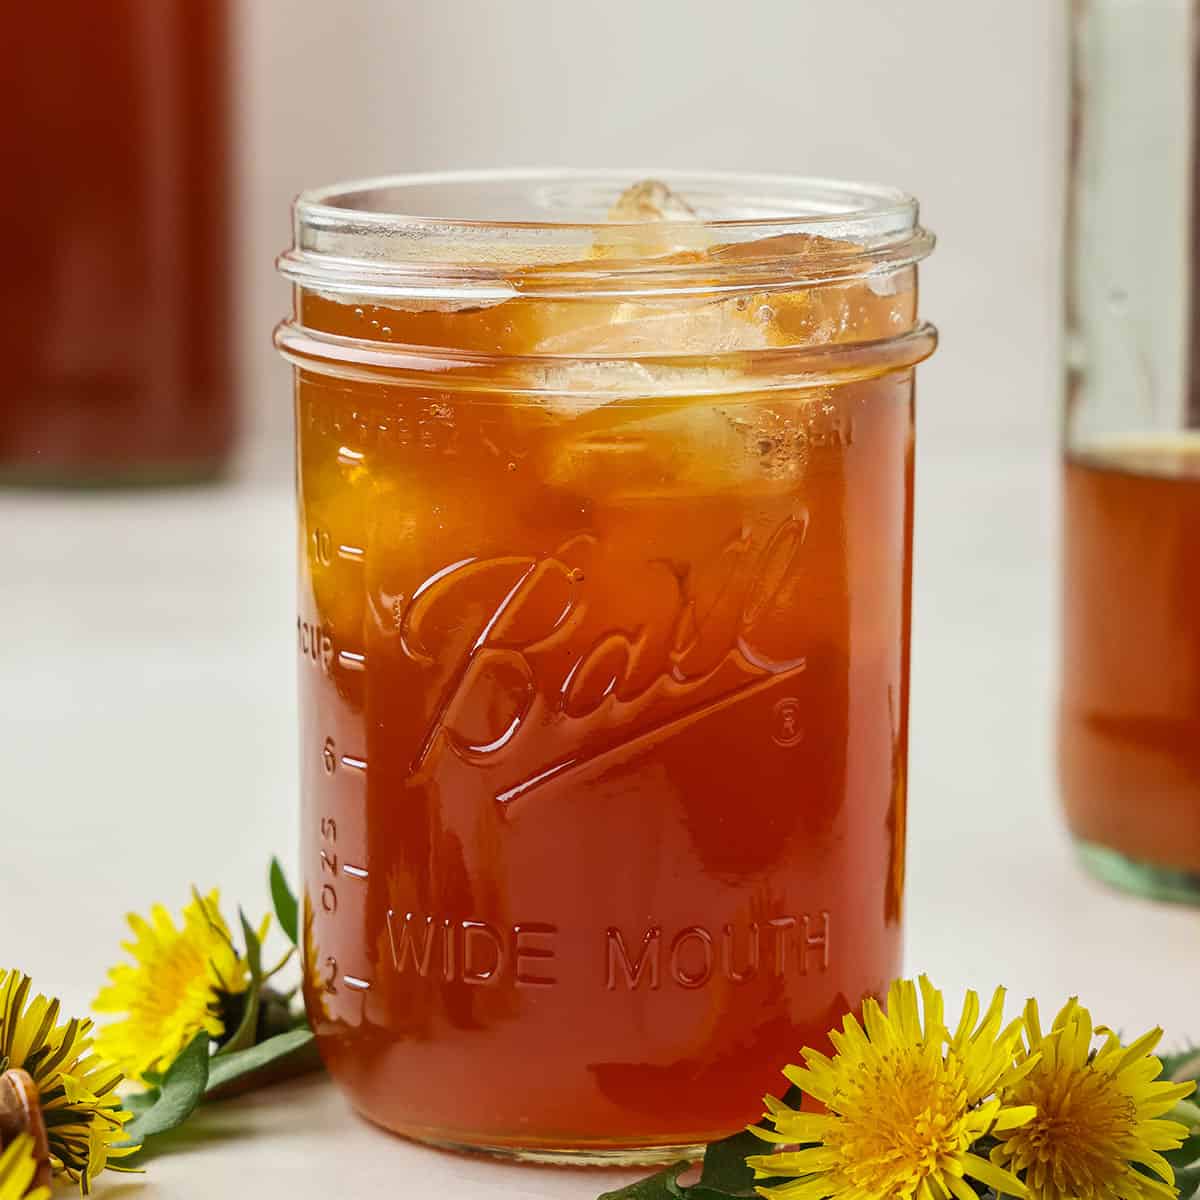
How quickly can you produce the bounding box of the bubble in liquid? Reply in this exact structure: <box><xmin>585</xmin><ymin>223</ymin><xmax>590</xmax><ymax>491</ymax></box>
<box><xmin>507</xmin><ymin>461</ymin><xmax>518</xmax><ymax>472</ymax></box>
<box><xmin>755</xmin><ymin>305</ymin><xmax>775</xmax><ymax>324</ymax></box>
<box><xmin>381</xmin><ymin>326</ymin><xmax>392</xmax><ymax>336</ymax></box>
<box><xmin>569</xmin><ymin>567</ymin><xmax>585</xmax><ymax>584</ymax></box>
<box><xmin>370</xmin><ymin>319</ymin><xmax>380</xmax><ymax>328</ymax></box>
<box><xmin>354</xmin><ymin>307</ymin><xmax>364</xmax><ymax>319</ymax></box>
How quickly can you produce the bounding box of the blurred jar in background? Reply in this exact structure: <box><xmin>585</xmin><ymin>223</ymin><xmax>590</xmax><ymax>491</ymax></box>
<box><xmin>1061</xmin><ymin>0</ymin><xmax>1200</xmax><ymax>901</ymax></box>
<box><xmin>0</xmin><ymin>1</ymin><xmax>235</xmax><ymax>484</ymax></box>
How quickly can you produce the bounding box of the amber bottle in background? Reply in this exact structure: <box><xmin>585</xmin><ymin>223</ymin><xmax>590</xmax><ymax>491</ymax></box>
<box><xmin>0</xmin><ymin>1</ymin><xmax>235</xmax><ymax>484</ymax></box>
<box><xmin>1061</xmin><ymin>0</ymin><xmax>1200</xmax><ymax>901</ymax></box>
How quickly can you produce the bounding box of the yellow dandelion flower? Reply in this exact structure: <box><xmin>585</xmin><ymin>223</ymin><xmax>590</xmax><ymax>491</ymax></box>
<box><xmin>0</xmin><ymin>970</ymin><xmax>138</xmax><ymax>1194</ymax></box>
<box><xmin>747</xmin><ymin>976</ymin><xmax>1037</xmax><ymax>1200</ymax></box>
<box><xmin>992</xmin><ymin>998</ymin><xmax>1196</xmax><ymax>1200</ymax></box>
<box><xmin>0</xmin><ymin>1135</ymin><xmax>50</xmax><ymax>1200</ymax></box>
<box><xmin>300</xmin><ymin>894</ymin><xmax>329</xmax><ymax>1026</ymax></box>
<box><xmin>92</xmin><ymin>890</ymin><xmax>267</xmax><ymax>1083</ymax></box>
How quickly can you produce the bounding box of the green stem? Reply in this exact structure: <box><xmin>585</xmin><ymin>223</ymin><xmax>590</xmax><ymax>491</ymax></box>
<box><xmin>261</xmin><ymin>946</ymin><xmax>295</xmax><ymax>983</ymax></box>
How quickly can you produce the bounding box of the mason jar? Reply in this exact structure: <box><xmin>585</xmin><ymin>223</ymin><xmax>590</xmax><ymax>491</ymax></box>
<box><xmin>275</xmin><ymin>170</ymin><xmax>935</xmax><ymax>1160</ymax></box>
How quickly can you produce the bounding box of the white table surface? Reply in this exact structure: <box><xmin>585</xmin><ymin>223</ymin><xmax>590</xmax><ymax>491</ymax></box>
<box><xmin>4</xmin><ymin>444</ymin><xmax>1198</xmax><ymax>1198</ymax></box>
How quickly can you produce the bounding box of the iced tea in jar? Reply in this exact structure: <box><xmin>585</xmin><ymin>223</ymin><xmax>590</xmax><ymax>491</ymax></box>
<box><xmin>275</xmin><ymin>171</ymin><xmax>936</xmax><ymax>1159</ymax></box>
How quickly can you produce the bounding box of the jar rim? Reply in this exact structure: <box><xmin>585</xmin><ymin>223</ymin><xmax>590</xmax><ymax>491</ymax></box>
<box><xmin>278</xmin><ymin>168</ymin><xmax>933</xmax><ymax>299</ymax></box>
<box><xmin>274</xmin><ymin>320</ymin><xmax>938</xmax><ymax>398</ymax></box>
<box><xmin>293</xmin><ymin>168</ymin><xmax>917</xmax><ymax>230</ymax></box>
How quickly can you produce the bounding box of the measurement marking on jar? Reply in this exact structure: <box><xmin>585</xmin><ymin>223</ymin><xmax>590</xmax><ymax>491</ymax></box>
<box><xmin>337</xmin><ymin>650</ymin><xmax>367</xmax><ymax>672</ymax></box>
<box><xmin>337</xmin><ymin>446</ymin><xmax>364</xmax><ymax>466</ymax></box>
<box><xmin>337</xmin><ymin>543</ymin><xmax>366</xmax><ymax>563</ymax></box>
<box><xmin>340</xmin><ymin>754</ymin><xmax>368</xmax><ymax>772</ymax></box>
<box><xmin>342</xmin><ymin>974</ymin><xmax>372</xmax><ymax>992</ymax></box>
<box><xmin>342</xmin><ymin>863</ymin><xmax>368</xmax><ymax>880</ymax></box>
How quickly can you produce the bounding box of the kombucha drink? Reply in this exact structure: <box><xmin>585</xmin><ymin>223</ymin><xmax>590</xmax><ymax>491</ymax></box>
<box><xmin>1060</xmin><ymin>436</ymin><xmax>1200</xmax><ymax>883</ymax></box>
<box><xmin>0</xmin><ymin>0</ymin><xmax>235</xmax><ymax>482</ymax></box>
<box><xmin>278</xmin><ymin>172</ymin><xmax>935</xmax><ymax>1157</ymax></box>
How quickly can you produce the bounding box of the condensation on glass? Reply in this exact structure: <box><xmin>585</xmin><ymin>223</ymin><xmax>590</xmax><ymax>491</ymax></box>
<box><xmin>1062</xmin><ymin>0</ymin><xmax>1200</xmax><ymax>901</ymax></box>
<box><xmin>275</xmin><ymin>170</ymin><xmax>936</xmax><ymax>1160</ymax></box>
<box><xmin>0</xmin><ymin>1</ymin><xmax>236</xmax><ymax>484</ymax></box>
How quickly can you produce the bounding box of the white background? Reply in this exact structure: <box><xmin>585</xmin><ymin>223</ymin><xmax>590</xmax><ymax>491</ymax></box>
<box><xmin>7</xmin><ymin>3</ymin><xmax>1199</xmax><ymax>1196</ymax></box>
<box><xmin>236</xmin><ymin>0</ymin><xmax>1063</xmax><ymax>463</ymax></box>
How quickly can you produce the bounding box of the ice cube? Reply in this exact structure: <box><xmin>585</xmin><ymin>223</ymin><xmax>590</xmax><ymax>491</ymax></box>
<box><xmin>531</xmin><ymin>296</ymin><xmax>773</xmax><ymax>357</ymax></box>
<box><xmin>710</xmin><ymin>234</ymin><xmax>917</xmax><ymax>346</ymax></box>
<box><xmin>592</xmin><ymin>179</ymin><xmax>711</xmax><ymax>261</ymax></box>
<box><xmin>539</xmin><ymin>402</ymin><xmax>737</xmax><ymax>497</ymax></box>
<box><xmin>528</xmin><ymin>178</ymin><xmax>768</xmax><ymax>411</ymax></box>
<box><xmin>441</xmin><ymin>184</ymin><xmax>914</xmax><ymax>414</ymax></box>
<box><xmin>539</xmin><ymin>396</ymin><xmax>814</xmax><ymax>498</ymax></box>
<box><xmin>607</xmin><ymin>180</ymin><xmax>699</xmax><ymax>223</ymax></box>
<box><xmin>719</xmin><ymin>397</ymin><xmax>830</xmax><ymax>484</ymax></box>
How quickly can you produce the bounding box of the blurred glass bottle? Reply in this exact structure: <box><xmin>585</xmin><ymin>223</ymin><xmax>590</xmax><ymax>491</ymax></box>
<box><xmin>0</xmin><ymin>1</ymin><xmax>235</xmax><ymax>484</ymax></box>
<box><xmin>1061</xmin><ymin>0</ymin><xmax>1200</xmax><ymax>900</ymax></box>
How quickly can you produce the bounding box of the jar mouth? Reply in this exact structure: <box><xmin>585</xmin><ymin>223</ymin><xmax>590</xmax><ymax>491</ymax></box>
<box><xmin>279</xmin><ymin>168</ymin><xmax>934</xmax><ymax>300</ymax></box>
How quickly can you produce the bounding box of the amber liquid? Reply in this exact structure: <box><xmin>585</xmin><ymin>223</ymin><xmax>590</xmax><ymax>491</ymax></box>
<box><xmin>1060</xmin><ymin>437</ymin><xmax>1200</xmax><ymax>872</ymax></box>
<box><xmin>295</xmin><ymin>293</ymin><xmax>914</xmax><ymax>1153</ymax></box>
<box><xmin>0</xmin><ymin>1</ymin><xmax>234</xmax><ymax>481</ymax></box>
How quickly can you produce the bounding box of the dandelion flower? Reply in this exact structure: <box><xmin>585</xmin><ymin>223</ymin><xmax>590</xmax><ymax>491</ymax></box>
<box><xmin>992</xmin><ymin>998</ymin><xmax>1195</xmax><ymax>1200</ymax></box>
<box><xmin>93</xmin><ymin>890</ymin><xmax>266</xmax><ymax>1082</ymax></box>
<box><xmin>0</xmin><ymin>1135</ymin><xmax>49</xmax><ymax>1200</ymax></box>
<box><xmin>0</xmin><ymin>970</ymin><xmax>137</xmax><ymax>1194</ymax></box>
<box><xmin>300</xmin><ymin>894</ymin><xmax>329</xmax><ymax>1026</ymax></box>
<box><xmin>747</xmin><ymin>976</ymin><xmax>1036</xmax><ymax>1200</ymax></box>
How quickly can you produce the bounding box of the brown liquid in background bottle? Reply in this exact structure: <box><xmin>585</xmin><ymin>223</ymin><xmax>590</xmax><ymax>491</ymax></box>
<box><xmin>0</xmin><ymin>1</ymin><xmax>235</xmax><ymax>483</ymax></box>
<box><xmin>1060</xmin><ymin>438</ymin><xmax>1200</xmax><ymax>872</ymax></box>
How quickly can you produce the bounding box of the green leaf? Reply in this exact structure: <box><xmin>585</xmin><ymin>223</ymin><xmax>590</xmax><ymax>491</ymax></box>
<box><xmin>1166</xmin><ymin>1134</ymin><xmax>1200</xmax><ymax>1170</ymax></box>
<box><xmin>204</xmin><ymin>1028</ymin><xmax>319</xmax><ymax>1098</ymax></box>
<box><xmin>698</xmin><ymin>1128</ymin><xmax>761</xmax><ymax>1196</ymax></box>
<box><xmin>215</xmin><ymin>911</ymin><xmax>264</xmax><ymax>1056</ymax></box>
<box><xmin>698</xmin><ymin>1084</ymin><xmax>804</xmax><ymax>1196</ymax></box>
<box><xmin>598</xmin><ymin>1086</ymin><xmax>808</xmax><ymax>1200</ymax></box>
<box><xmin>596</xmin><ymin>1165</ymin><xmax>740</xmax><ymax>1200</ymax></box>
<box><xmin>122</xmin><ymin>1089</ymin><xmax>160</xmax><ymax>1116</ymax></box>
<box><xmin>123</xmin><ymin>1032</ymin><xmax>210</xmax><ymax>1145</ymax></box>
<box><xmin>270</xmin><ymin>858</ymin><xmax>299</xmax><ymax>946</ymax></box>
<box><xmin>1176</xmin><ymin>1161</ymin><xmax>1200</xmax><ymax>1200</ymax></box>
<box><xmin>240</xmin><ymin>907</ymin><xmax>264</xmax><ymax>977</ymax></box>
<box><xmin>598</xmin><ymin>1163</ymin><xmax>690</xmax><ymax>1200</ymax></box>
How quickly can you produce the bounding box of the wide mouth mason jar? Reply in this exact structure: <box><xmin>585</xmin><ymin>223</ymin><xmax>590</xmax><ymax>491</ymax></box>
<box><xmin>275</xmin><ymin>169</ymin><xmax>936</xmax><ymax>1163</ymax></box>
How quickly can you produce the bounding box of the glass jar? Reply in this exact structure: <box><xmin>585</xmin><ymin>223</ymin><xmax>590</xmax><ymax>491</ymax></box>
<box><xmin>0</xmin><ymin>0</ymin><xmax>236</xmax><ymax>484</ymax></box>
<box><xmin>1061</xmin><ymin>1</ymin><xmax>1200</xmax><ymax>902</ymax></box>
<box><xmin>276</xmin><ymin>170</ymin><xmax>936</xmax><ymax>1160</ymax></box>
